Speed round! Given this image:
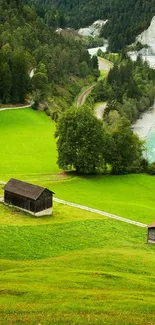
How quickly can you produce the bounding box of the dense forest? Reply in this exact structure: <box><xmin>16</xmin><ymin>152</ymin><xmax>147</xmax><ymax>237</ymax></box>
<box><xmin>88</xmin><ymin>53</ymin><xmax>155</xmax><ymax>124</ymax></box>
<box><xmin>43</xmin><ymin>0</ymin><xmax>155</xmax><ymax>51</ymax></box>
<box><xmin>0</xmin><ymin>0</ymin><xmax>98</xmax><ymax>113</ymax></box>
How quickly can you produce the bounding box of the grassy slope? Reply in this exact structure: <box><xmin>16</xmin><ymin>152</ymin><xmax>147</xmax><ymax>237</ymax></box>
<box><xmin>0</xmin><ymin>202</ymin><xmax>155</xmax><ymax>325</ymax></box>
<box><xmin>0</xmin><ymin>108</ymin><xmax>59</xmax><ymax>179</ymax></box>
<box><xmin>0</xmin><ymin>109</ymin><xmax>155</xmax><ymax>324</ymax></box>
<box><xmin>42</xmin><ymin>174</ymin><xmax>155</xmax><ymax>225</ymax></box>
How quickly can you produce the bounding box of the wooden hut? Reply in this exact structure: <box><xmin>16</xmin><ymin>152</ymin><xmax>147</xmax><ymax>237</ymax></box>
<box><xmin>147</xmin><ymin>222</ymin><xmax>155</xmax><ymax>243</ymax></box>
<box><xmin>3</xmin><ymin>178</ymin><xmax>54</xmax><ymax>216</ymax></box>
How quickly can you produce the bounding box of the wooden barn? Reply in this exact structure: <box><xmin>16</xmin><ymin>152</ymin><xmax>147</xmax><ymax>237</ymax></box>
<box><xmin>3</xmin><ymin>178</ymin><xmax>54</xmax><ymax>216</ymax></box>
<box><xmin>147</xmin><ymin>222</ymin><xmax>155</xmax><ymax>243</ymax></box>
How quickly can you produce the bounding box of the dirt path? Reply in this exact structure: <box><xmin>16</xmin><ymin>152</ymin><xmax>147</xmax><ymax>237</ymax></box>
<box><xmin>77</xmin><ymin>85</ymin><xmax>95</xmax><ymax>106</ymax></box>
<box><xmin>0</xmin><ymin>102</ymin><xmax>33</xmax><ymax>112</ymax></box>
<box><xmin>98</xmin><ymin>57</ymin><xmax>113</xmax><ymax>71</ymax></box>
<box><xmin>76</xmin><ymin>57</ymin><xmax>112</xmax><ymax>107</ymax></box>
<box><xmin>54</xmin><ymin>198</ymin><xmax>147</xmax><ymax>228</ymax></box>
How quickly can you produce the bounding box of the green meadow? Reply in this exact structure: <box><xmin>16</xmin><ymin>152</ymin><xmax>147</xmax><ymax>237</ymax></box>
<box><xmin>0</xmin><ymin>108</ymin><xmax>155</xmax><ymax>324</ymax></box>
<box><xmin>0</xmin><ymin>201</ymin><xmax>155</xmax><ymax>325</ymax></box>
<box><xmin>49</xmin><ymin>173</ymin><xmax>155</xmax><ymax>225</ymax></box>
<box><xmin>0</xmin><ymin>108</ymin><xmax>59</xmax><ymax>179</ymax></box>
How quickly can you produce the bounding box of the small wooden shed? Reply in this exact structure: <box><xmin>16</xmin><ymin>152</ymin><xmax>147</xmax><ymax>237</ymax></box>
<box><xmin>3</xmin><ymin>178</ymin><xmax>54</xmax><ymax>216</ymax></box>
<box><xmin>147</xmin><ymin>222</ymin><xmax>155</xmax><ymax>243</ymax></box>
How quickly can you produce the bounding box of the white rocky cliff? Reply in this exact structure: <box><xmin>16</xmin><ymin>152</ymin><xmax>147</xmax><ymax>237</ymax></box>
<box><xmin>137</xmin><ymin>16</ymin><xmax>155</xmax><ymax>54</ymax></box>
<box><xmin>128</xmin><ymin>16</ymin><xmax>155</xmax><ymax>68</ymax></box>
<box><xmin>78</xmin><ymin>20</ymin><xmax>107</xmax><ymax>37</ymax></box>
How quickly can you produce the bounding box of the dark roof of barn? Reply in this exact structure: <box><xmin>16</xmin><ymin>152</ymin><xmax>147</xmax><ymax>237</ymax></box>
<box><xmin>148</xmin><ymin>222</ymin><xmax>155</xmax><ymax>228</ymax></box>
<box><xmin>3</xmin><ymin>178</ymin><xmax>54</xmax><ymax>200</ymax></box>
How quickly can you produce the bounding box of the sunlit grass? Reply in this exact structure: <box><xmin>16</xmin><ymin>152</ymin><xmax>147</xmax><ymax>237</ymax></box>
<box><xmin>45</xmin><ymin>173</ymin><xmax>155</xmax><ymax>225</ymax></box>
<box><xmin>1</xmin><ymin>108</ymin><xmax>155</xmax><ymax>324</ymax></box>
<box><xmin>0</xmin><ymin>202</ymin><xmax>155</xmax><ymax>324</ymax></box>
<box><xmin>0</xmin><ymin>108</ymin><xmax>59</xmax><ymax>179</ymax></box>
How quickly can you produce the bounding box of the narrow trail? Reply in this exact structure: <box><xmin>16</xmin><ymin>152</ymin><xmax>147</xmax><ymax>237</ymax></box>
<box><xmin>77</xmin><ymin>85</ymin><xmax>95</xmax><ymax>106</ymax></box>
<box><xmin>54</xmin><ymin>198</ymin><xmax>147</xmax><ymax>228</ymax></box>
<box><xmin>76</xmin><ymin>57</ymin><xmax>112</xmax><ymax>108</ymax></box>
<box><xmin>0</xmin><ymin>102</ymin><xmax>33</xmax><ymax>112</ymax></box>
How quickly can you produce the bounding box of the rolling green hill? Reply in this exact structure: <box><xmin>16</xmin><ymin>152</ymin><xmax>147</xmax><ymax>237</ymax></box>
<box><xmin>0</xmin><ymin>201</ymin><xmax>155</xmax><ymax>325</ymax></box>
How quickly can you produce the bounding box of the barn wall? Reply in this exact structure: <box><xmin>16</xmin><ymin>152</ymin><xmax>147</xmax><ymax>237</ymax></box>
<box><xmin>39</xmin><ymin>190</ymin><xmax>53</xmax><ymax>201</ymax></box>
<box><xmin>148</xmin><ymin>228</ymin><xmax>155</xmax><ymax>242</ymax></box>
<box><xmin>35</xmin><ymin>195</ymin><xmax>52</xmax><ymax>212</ymax></box>
<box><xmin>4</xmin><ymin>190</ymin><xmax>53</xmax><ymax>213</ymax></box>
<box><xmin>4</xmin><ymin>191</ymin><xmax>36</xmax><ymax>212</ymax></box>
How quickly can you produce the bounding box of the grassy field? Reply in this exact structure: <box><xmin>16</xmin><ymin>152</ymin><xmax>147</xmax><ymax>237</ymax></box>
<box><xmin>0</xmin><ymin>108</ymin><xmax>59</xmax><ymax>180</ymax></box>
<box><xmin>0</xmin><ymin>108</ymin><xmax>155</xmax><ymax>324</ymax></box>
<box><xmin>37</xmin><ymin>173</ymin><xmax>155</xmax><ymax>225</ymax></box>
<box><xmin>0</xmin><ymin>202</ymin><xmax>155</xmax><ymax>325</ymax></box>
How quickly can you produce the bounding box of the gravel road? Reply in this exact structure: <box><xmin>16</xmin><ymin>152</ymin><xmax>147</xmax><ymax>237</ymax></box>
<box><xmin>95</xmin><ymin>102</ymin><xmax>107</xmax><ymax>119</ymax></box>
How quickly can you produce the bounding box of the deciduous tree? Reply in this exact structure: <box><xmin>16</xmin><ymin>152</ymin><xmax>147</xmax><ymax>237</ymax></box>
<box><xmin>110</xmin><ymin>117</ymin><xmax>144</xmax><ymax>174</ymax></box>
<box><xmin>56</xmin><ymin>106</ymin><xmax>105</xmax><ymax>174</ymax></box>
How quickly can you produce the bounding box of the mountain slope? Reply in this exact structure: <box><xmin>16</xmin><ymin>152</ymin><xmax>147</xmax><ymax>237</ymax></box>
<box><xmin>45</xmin><ymin>0</ymin><xmax>155</xmax><ymax>51</ymax></box>
<box><xmin>0</xmin><ymin>0</ymin><xmax>97</xmax><ymax>107</ymax></box>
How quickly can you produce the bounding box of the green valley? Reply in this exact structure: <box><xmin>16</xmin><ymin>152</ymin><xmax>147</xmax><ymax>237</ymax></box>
<box><xmin>1</xmin><ymin>1</ymin><xmax>155</xmax><ymax>324</ymax></box>
<box><xmin>0</xmin><ymin>107</ymin><xmax>155</xmax><ymax>324</ymax></box>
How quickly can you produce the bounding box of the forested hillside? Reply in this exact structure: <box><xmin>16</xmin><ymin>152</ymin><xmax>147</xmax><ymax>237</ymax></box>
<box><xmin>46</xmin><ymin>0</ymin><xmax>155</xmax><ymax>51</ymax></box>
<box><xmin>90</xmin><ymin>53</ymin><xmax>155</xmax><ymax>122</ymax></box>
<box><xmin>0</xmin><ymin>0</ymin><xmax>97</xmax><ymax>112</ymax></box>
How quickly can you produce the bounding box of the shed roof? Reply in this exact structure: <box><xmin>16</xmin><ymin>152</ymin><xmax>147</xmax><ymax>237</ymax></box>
<box><xmin>148</xmin><ymin>222</ymin><xmax>155</xmax><ymax>228</ymax></box>
<box><xmin>4</xmin><ymin>178</ymin><xmax>54</xmax><ymax>200</ymax></box>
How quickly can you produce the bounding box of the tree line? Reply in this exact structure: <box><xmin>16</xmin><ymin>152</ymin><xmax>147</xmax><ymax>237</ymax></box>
<box><xmin>89</xmin><ymin>53</ymin><xmax>155</xmax><ymax>124</ymax></box>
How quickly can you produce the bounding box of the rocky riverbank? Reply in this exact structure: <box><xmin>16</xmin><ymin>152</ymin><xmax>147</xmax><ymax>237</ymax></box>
<box><xmin>133</xmin><ymin>102</ymin><xmax>155</xmax><ymax>139</ymax></box>
<box><xmin>133</xmin><ymin>102</ymin><xmax>155</xmax><ymax>162</ymax></box>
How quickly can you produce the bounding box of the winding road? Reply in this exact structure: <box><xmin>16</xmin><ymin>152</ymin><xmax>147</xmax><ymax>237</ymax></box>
<box><xmin>0</xmin><ymin>58</ymin><xmax>111</xmax><ymax>115</ymax></box>
<box><xmin>77</xmin><ymin>85</ymin><xmax>95</xmax><ymax>106</ymax></box>
<box><xmin>76</xmin><ymin>57</ymin><xmax>112</xmax><ymax>118</ymax></box>
<box><xmin>98</xmin><ymin>57</ymin><xmax>113</xmax><ymax>71</ymax></box>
